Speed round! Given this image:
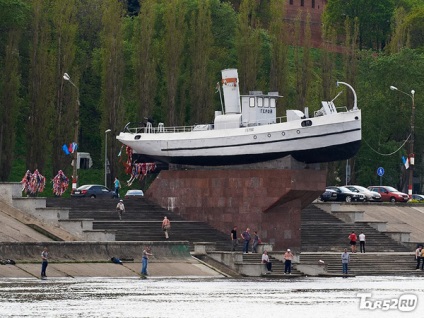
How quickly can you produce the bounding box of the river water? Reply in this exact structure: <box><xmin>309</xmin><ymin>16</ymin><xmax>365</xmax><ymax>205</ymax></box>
<box><xmin>0</xmin><ymin>276</ymin><xmax>422</xmax><ymax>317</ymax></box>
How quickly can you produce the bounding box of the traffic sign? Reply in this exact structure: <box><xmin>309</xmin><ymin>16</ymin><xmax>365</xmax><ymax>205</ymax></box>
<box><xmin>377</xmin><ymin>167</ymin><xmax>384</xmax><ymax>177</ymax></box>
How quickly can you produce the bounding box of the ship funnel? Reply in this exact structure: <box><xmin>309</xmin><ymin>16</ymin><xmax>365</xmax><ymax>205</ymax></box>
<box><xmin>221</xmin><ymin>69</ymin><xmax>241</xmax><ymax>114</ymax></box>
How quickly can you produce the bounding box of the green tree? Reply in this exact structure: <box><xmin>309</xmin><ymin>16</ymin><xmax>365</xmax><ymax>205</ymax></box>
<box><xmin>133</xmin><ymin>0</ymin><xmax>158</xmax><ymax>122</ymax></box>
<box><xmin>26</xmin><ymin>0</ymin><xmax>56</xmax><ymax>173</ymax></box>
<box><xmin>162</xmin><ymin>0</ymin><xmax>187</xmax><ymax>125</ymax></box>
<box><xmin>323</xmin><ymin>0</ymin><xmax>395</xmax><ymax>50</ymax></box>
<box><xmin>51</xmin><ymin>0</ymin><xmax>78</xmax><ymax>177</ymax></box>
<box><xmin>188</xmin><ymin>0</ymin><xmax>214</xmax><ymax>124</ymax></box>
<box><xmin>100</xmin><ymin>0</ymin><xmax>125</xmax><ymax>179</ymax></box>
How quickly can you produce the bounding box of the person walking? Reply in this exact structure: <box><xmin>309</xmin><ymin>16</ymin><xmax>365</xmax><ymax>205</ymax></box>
<box><xmin>230</xmin><ymin>226</ymin><xmax>238</xmax><ymax>251</ymax></box>
<box><xmin>114</xmin><ymin>177</ymin><xmax>121</xmax><ymax>198</ymax></box>
<box><xmin>41</xmin><ymin>246</ymin><xmax>49</xmax><ymax>279</ymax></box>
<box><xmin>415</xmin><ymin>245</ymin><xmax>423</xmax><ymax>270</ymax></box>
<box><xmin>348</xmin><ymin>231</ymin><xmax>357</xmax><ymax>253</ymax></box>
<box><xmin>141</xmin><ymin>246</ymin><xmax>153</xmax><ymax>277</ymax></box>
<box><xmin>341</xmin><ymin>248</ymin><xmax>350</xmax><ymax>276</ymax></box>
<box><xmin>262</xmin><ymin>250</ymin><xmax>272</xmax><ymax>273</ymax></box>
<box><xmin>116</xmin><ymin>199</ymin><xmax>125</xmax><ymax>220</ymax></box>
<box><xmin>359</xmin><ymin>231</ymin><xmax>366</xmax><ymax>253</ymax></box>
<box><xmin>162</xmin><ymin>216</ymin><xmax>171</xmax><ymax>239</ymax></box>
<box><xmin>283</xmin><ymin>249</ymin><xmax>294</xmax><ymax>274</ymax></box>
<box><xmin>240</xmin><ymin>228</ymin><xmax>251</xmax><ymax>254</ymax></box>
<box><xmin>252</xmin><ymin>231</ymin><xmax>260</xmax><ymax>253</ymax></box>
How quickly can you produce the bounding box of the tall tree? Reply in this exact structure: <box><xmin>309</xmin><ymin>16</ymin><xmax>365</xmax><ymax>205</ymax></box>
<box><xmin>189</xmin><ymin>0</ymin><xmax>213</xmax><ymax>124</ymax></box>
<box><xmin>133</xmin><ymin>0</ymin><xmax>157</xmax><ymax>122</ymax></box>
<box><xmin>52</xmin><ymin>0</ymin><xmax>78</xmax><ymax>177</ymax></box>
<box><xmin>162</xmin><ymin>0</ymin><xmax>187</xmax><ymax>126</ymax></box>
<box><xmin>26</xmin><ymin>0</ymin><xmax>56</xmax><ymax>173</ymax></box>
<box><xmin>0</xmin><ymin>0</ymin><xmax>29</xmax><ymax>181</ymax></box>
<box><xmin>100</xmin><ymin>0</ymin><xmax>125</xmax><ymax>180</ymax></box>
<box><xmin>236</xmin><ymin>0</ymin><xmax>262</xmax><ymax>92</ymax></box>
<box><xmin>268</xmin><ymin>0</ymin><xmax>288</xmax><ymax>113</ymax></box>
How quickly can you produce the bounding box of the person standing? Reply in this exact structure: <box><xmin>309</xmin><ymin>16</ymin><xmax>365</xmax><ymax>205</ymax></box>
<box><xmin>262</xmin><ymin>250</ymin><xmax>272</xmax><ymax>273</ymax></box>
<box><xmin>114</xmin><ymin>177</ymin><xmax>121</xmax><ymax>198</ymax></box>
<box><xmin>240</xmin><ymin>228</ymin><xmax>251</xmax><ymax>254</ymax></box>
<box><xmin>252</xmin><ymin>231</ymin><xmax>260</xmax><ymax>253</ymax></box>
<box><xmin>116</xmin><ymin>199</ymin><xmax>125</xmax><ymax>220</ymax></box>
<box><xmin>415</xmin><ymin>245</ymin><xmax>423</xmax><ymax>270</ymax></box>
<box><xmin>348</xmin><ymin>231</ymin><xmax>357</xmax><ymax>253</ymax></box>
<box><xmin>230</xmin><ymin>226</ymin><xmax>238</xmax><ymax>251</ymax></box>
<box><xmin>283</xmin><ymin>249</ymin><xmax>294</xmax><ymax>274</ymax></box>
<box><xmin>41</xmin><ymin>246</ymin><xmax>48</xmax><ymax>279</ymax></box>
<box><xmin>341</xmin><ymin>248</ymin><xmax>350</xmax><ymax>275</ymax></box>
<box><xmin>141</xmin><ymin>246</ymin><xmax>153</xmax><ymax>276</ymax></box>
<box><xmin>162</xmin><ymin>216</ymin><xmax>171</xmax><ymax>239</ymax></box>
<box><xmin>359</xmin><ymin>231</ymin><xmax>366</xmax><ymax>253</ymax></box>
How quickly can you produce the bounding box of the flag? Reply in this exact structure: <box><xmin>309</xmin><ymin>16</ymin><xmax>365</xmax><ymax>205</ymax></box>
<box><xmin>62</xmin><ymin>144</ymin><xmax>70</xmax><ymax>155</ymax></box>
<box><xmin>402</xmin><ymin>156</ymin><xmax>409</xmax><ymax>169</ymax></box>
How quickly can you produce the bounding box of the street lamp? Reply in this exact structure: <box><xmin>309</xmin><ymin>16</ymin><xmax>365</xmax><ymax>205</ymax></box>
<box><xmin>63</xmin><ymin>72</ymin><xmax>80</xmax><ymax>190</ymax></box>
<box><xmin>105</xmin><ymin>129</ymin><xmax>111</xmax><ymax>186</ymax></box>
<box><xmin>390</xmin><ymin>85</ymin><xmax>416</xmax><ymax>197</ymax></box>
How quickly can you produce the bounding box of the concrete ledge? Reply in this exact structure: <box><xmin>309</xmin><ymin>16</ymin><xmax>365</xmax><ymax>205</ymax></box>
<box><xmin>59</xmin><ymin>219</ymin><xmax>94</xmax><ymax>237</ymax></box>
<box><xmin>355</xmin><ymin>220</ymin><xmax>387</xmax><ymax>232</ymax></box>
<box><xmin>295</xmin><ymin>264</ymin><xmax>327</xmax><ymax>276</ymax></box>
<box><xmin>383</xmin><ymin>231</ymin><xmax>411</xmax><ymax>243</ymax></box>
<box><xmin>12</xmin><ymin>197</ymin><xmax>47</xmax><ymax>215</ymax></box>
<box><xmin>331</xmin><ymin>210</ymin><xmax>364</xmax><ymax>223</ymax></box>
<box><xmin>193</xmin><ymin>242</ymin><xmax>216</xmax><ymax>255</ymax></box>
<box><xmin>82</xmin><ymin>230</ymin><xmax>116</xmax><ymax>241</ymax></box>
<box><xmin>33</xmin><ymin>207</ymin><xmax>69</xmax><ymax>223</ymax></box>
<box><xmin>234</xmin><ymin>262</ymin><xmax>268</xmax><ymax>276</ymax></box>
<box><xmin>257</xmin><ymin>243</ymin><xmax>273</xmax><ymax>253</ymax></box>
<box><xmin>0</xmin><ymin>182</ymin><xmax>22</xmax><ymax>204</ymax></box>
<box><xmin>0</xmin><ymin>241</ymin><xmax>192</xmax><ymax>262</ymax></box>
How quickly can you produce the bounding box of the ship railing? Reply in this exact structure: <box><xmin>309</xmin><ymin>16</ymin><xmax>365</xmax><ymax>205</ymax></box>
<box><xmin>125</xmin><ymin>124</ymin><xmax>196</xmax><ymax>134</ymax></box>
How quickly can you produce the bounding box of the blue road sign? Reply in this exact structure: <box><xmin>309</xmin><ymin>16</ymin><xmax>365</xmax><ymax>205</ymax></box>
<box><xmin>377</xmin><ymin>167</ymin><xmax>385</xmax><ymax>177</ymax></box>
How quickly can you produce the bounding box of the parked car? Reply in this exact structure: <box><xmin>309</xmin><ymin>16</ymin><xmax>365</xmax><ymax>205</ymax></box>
<box><xmin>411</xmin><ymin>194</ymin><xmax>424</xmax><ymax>202</ymax></box>
<box><xmin>367</xmin><ymin>186</ymin><xmax>409</xmax><ymax>203</ymax></box>
<box><xmin>71</xmin><ymin>184</ymin><xmax>115</xmax><ymax>198</ymax></box>
<box><xmin>323</xmin><ymin>186</ymin><xmax>366</xmax><ymax>202</ymax></box>
<box><xmin>320</xmin><ymin>188</ymin><xmax>338</xmax><ymax>202</ymax></box>
<box><xmin>124</xmin><ymin>189</ymin><xmax>144</xmax><ymax>198</ymax></box>
<box><xmin>345</xmin><ymin>185</ymin><xmax>382</xmax><ymax>202</ymax></box>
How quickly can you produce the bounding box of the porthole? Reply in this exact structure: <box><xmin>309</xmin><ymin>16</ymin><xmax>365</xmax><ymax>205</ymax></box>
<box><xmin>134</xmin><ymin>135</ymin><xmax>141</xmax><ymax>140</ymax></box>
<box><xmin>281</xmin><ymin>132</ymin><xmax>285</xmax><ymax>136</ymax></box>
<box><xmin>267</xmin><ymin>133</ymin><xmax>271</xmax><ymax>138</ymax></box>
<box><xmin>296</xmin><ymin>130</ymin><xmax>300</xmax><ymax>134</ymax></box>
<box><xmin>253</xmin><ymin>135</ymin><xmax>257</xmax><ymax>139</ymax></box>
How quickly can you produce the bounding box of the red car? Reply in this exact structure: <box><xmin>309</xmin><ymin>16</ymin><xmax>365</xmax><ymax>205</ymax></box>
<box><xmin>367</xmin><ymin>186</ymin><xmax>409</xmax><ymax>203</ymax></box>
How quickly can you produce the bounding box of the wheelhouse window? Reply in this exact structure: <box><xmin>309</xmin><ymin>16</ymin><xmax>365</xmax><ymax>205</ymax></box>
<box><xmin>270</xmin><ymin>99</ymin><xmax>276</xmax><ymax>108</ymax></box>
<box><xmin>257</xmin><ymin>97</ymin><xmax>263</xmax><ymax>107</ymax></box>
<box><xmin>249</xmin><ymin>97</ymin><xmax>255</xmax><ymax>107</ymax></box>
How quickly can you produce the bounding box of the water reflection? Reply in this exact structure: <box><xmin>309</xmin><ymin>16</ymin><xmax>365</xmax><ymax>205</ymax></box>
<box><xmin>0</xmin><ymin>276</ymin><xmax>423</xmax><ymax>317</ymax></box>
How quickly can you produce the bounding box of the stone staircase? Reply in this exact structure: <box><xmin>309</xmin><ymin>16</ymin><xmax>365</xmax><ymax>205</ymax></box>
<box><xmin>301</xmin><ymin>205</ymin><xmax>410</xmax><ymax>252</ymax></box>
<box><xmin>47</xmin><ymin>198</ymin><xmax>233</xmax><ymax>249</ymax></box>
<box><xmin>299</xmin><ymin>252</ymin><xmax>416</xmax><ymax>275</ymax></box>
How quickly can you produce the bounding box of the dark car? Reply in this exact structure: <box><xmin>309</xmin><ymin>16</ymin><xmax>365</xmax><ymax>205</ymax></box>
<box><xmin>325</xmin><ymin>186</ymin><xmax>366</xmax><ymax>202</ymax></box>
<box><xmin>71</xmin><ymin>184</ymin><xmax>115</xmax><ymax>198</ymax></box>
<box><xmin>320</xmin><ymin>188</ymin><xmax>338</xmax><ymax>202</ymax></box>
<box><xmin>411</xmin><ymin>194</ymin><xmax>424</xmax><ymax>202</ymax></box>
<box><xmin>124</xmin><ymin>189</ymin><xmax>144</xmax><ymax>198</ymax></box>
<box><xmin>367</xmin><ymin>186</ymin><xmax>409</xmax><ymax>203</ymax></box>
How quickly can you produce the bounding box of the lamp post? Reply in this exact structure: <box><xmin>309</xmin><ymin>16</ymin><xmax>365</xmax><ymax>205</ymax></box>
<box><xmin>390</xmin><ymin>85</ymin><xmax>415</xmax><ymax>198</ymax></box>
<box><xmin>105</xmin><ymin>129</ymin><xmax>111</xmax><ymax>186</ymax></box>
<box><xmin>63</xmin><ymin>72</ymin><xmax>80</xmax><ymax>190</ymax></box>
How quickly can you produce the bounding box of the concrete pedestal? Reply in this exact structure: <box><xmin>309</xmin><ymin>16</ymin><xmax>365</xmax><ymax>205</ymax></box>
<box><xmin>147</xmin><ymin>161</ymin><xmax>326</xmax><ymax>250</ymax></box>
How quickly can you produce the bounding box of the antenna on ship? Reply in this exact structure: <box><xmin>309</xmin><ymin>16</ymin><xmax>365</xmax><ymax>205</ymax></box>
<box><xmin>216</xmin><ymin>82</ymin><xmax>224</xmax><ymax>114</ymax></box>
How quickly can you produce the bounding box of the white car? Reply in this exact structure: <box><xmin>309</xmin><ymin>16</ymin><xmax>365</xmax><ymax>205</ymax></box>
<box><xmin>345</xmin><ymin>185</ymin><xmax>382</xmax><ymax>202</ymax></box>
